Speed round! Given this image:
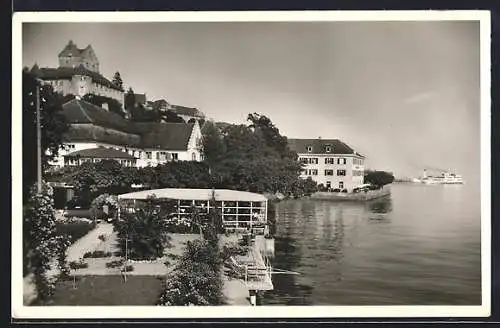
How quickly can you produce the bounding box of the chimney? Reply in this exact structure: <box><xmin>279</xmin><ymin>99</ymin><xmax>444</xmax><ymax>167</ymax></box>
<box><xmin>101</xmin><ymin>102</ymin><xmax>109</xmax><ymax>111</ymax></box>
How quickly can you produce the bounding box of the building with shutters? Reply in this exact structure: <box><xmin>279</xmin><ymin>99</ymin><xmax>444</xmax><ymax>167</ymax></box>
<box><xmin>50</xmin><ymin>98</ymin><xmax>203</xmax><ymax>168</ymax></box>
<box><xmin>287</xmin><ymin>138</ymin><xmax>365</xmax><ymax>192</ymax></box>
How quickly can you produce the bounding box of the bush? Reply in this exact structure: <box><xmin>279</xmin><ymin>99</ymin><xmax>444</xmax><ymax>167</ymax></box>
<box><xmin>56</xmin><ymin>220</ymin><xmax>96</xmax><ymax>244</ymax></box>
<box><xmin>114</xmin><ymin>195</ymin><xmax>171</xmax><ymax>260</ymax></box>
<box><xmin>23</xmin><ymin>182</ymin><xmax>60</xmax><ymax>301</ymax></box>
<box><xmin>221</xmin><ymin>243</ymin><xmax>248</xmax><ymax>262</ymax></box>
<box><xmin>167</xmin><ymin>254</ymin><xmax>180</xmax><ymax>260</ymax></box>
<box><xmin>83</xmin><ymin>250</ymin><xmax>112</xmax><ymax>258</ymax></box>
<box><xmin>158</xmin><ymin>239</ymin><xmax>224</xmax><ymax>306</ymax></box>
<box><xmin>90</xmin><ymin>193</ymin><xmax>118</xmax><ymax>221</ymax></box>
<box><xmin>364</xmin><ymin>170</ymin><xmax>395</xmax><ymax>187</ymax></box>
<box><xmin>69</xmin><ymin>260</ymin><xmax>88</xmax><ymax>270</ymax></box>
<box><xmin>121</xmin><ymin>265</ymin><xmax>134</xmax><ymax>272</ymax></box>
<box><xmin>106</xmin><ymin>259</ymin><xmax>124</xmax><ymax>268</ymax></box>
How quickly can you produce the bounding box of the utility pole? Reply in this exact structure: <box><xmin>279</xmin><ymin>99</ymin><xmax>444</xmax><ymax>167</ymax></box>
<box><xmin>36</xmin><ymin>81</ymin><xmax>42</xmax><ymax>193</ymax></box>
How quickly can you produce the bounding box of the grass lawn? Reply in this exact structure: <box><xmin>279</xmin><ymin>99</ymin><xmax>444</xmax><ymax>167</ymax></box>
<box><xmin>44</xmin><ymin>275</ymin><xmax>164</xmax><ymax>306</ymax></box>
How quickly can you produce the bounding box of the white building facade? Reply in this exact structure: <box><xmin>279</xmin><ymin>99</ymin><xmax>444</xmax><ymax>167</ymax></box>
<box><xmin>49</xmin><ymin>99</ymin><xmax>203</xmax><ymax>168</ymax></box>
<box><xmin>288</xmin><ymin>138</ymin><xmax>365</xmax><ymax>192</ymax></box>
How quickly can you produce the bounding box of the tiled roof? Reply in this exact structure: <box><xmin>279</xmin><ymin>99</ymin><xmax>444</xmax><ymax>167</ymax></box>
<box><xmin>58</xmin><ymin>41</ymin><xmax>90</xmax><ymax>58</ymax></box>
<box><xmin>171</xmin><ymin>105</ymin><xmax>204</xmax><ymax>118</ymax></box>
<box><xmin>62</xmin><ymin>99</ymin><xmax>135</xmax><ymax>132</ymax></box>
<box><xmin>64</xmin><ymin>147</ymin><xmax>135</xmax><ymax>159</ymax></box>
<box><xmin>61</xmin><ymin>99</ymin><xmax>197</xmax><ymax>151</ymax></box>
<box><xmin>63</xmin><ymin>124</ymin><xmax>143</xmax><ymax>147</ymax></box>
<box><xmin>32</xmin><ymin>65</ymin><xmax>123</xmax><ymax>91</ymax></box>
<box><xmin>287</xmin><ymin>138</ymin><xmax>362</xmax><ymax>156</ymax></box>
<box><xmin>134</xmin><ymin>123</ymin><xmax>195</xmax><ymax>150</ymax></box>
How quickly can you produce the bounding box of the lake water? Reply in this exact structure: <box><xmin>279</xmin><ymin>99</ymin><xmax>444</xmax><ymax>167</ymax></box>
<box><xmin>261</xmin><ymin>182</ymin><xmax>482</xmax><ymax>305</ymax></box>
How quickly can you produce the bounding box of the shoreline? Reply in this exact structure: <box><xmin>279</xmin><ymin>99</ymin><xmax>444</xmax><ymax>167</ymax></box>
<box><xmin>309</xmin><ymin>186</ymin><xmax>391</xmax><ymax>201</ymax></box>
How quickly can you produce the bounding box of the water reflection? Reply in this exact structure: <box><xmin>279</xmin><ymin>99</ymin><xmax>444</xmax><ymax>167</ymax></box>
<box><xmin>262</xmin><ymin>184</ymin><xmax>481</xmax><ymax>305</ymax></box>
<box><xmin>366</xmin><ymin>196</ymin><xmax>392</xmax><ymax>223</ymax></box>
<box><xmin>367</xmin><ymin>196</ymin><xmax>393</xmax><ymax>214</ymax></box>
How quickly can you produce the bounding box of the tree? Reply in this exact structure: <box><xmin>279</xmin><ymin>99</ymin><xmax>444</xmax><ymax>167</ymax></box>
<box><xmin>23</xmin><ymin>71</ymin><xmax>70</xmax><ymax>200</ymax></box>
<box><xmin>112</xmin><ymin>71</ymin><xmax>123</xmax><ymax>90</ymax></box>
<box><xmin>56</xmin><ymin>160</ymin><xmax>134</xmax><ymax>207</ymax></box>
<box><xmin>201</xmin><ymin>121</ymin><xmax>227</xmax><ymax>169</ymax></box>
<box><xmin>82</xmin><ymin>93</ymin><xmax>125</xmax><ymax>118</ymax></box>
<box><xmin>198</xmin><ymin>114</ymin><xmax>309</xmax><ymax>197</ymax></box>
<box><xmin>247</xmin><ymin>113</ymin><xmax>293</xmax><ymax>159</ymax></box>
<box><xmin>364</xmin><ymin>170</ymin><xmax>395</xmax><ymax>188</ymax></box>
<box><xmin>159</xmin><ymin>110</ymin><xmax>185</xmax><ymax>123</ymax></box>
<box><xmin>114</xmin><ymin>195</ymin><xmax>172</xmax><ymax>260</ymax></box>
<box><xmin>149</xmin><ymin>162</ymin><xmax>210</xmax><ymax>189</ymax></box>
<box><xmin>23</xmin><ymin>182</ymin><xmax>60</xmax><ymax>302</ymax></box>
<box><xmin>157</xmin><ymin>239</ymin><xmax>224</xmax><ymax>306</ymax></box>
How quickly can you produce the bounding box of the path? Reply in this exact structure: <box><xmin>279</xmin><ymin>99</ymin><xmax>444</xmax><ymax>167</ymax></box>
<box><xmin>23</xmin><ymin>223</ymin><xmax>114</xmax><ymax>305</ymax></box>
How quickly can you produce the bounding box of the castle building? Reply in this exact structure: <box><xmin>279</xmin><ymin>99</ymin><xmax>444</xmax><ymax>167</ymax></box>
<box><xmin>170</xmin><ymin>105</ymin><xmax>206</xmax><ymax>122</ymax></box>
<box><xmin>29</xmin><ymin>40</ymin><xmax>125</xmax><ymax>106</ymax></box>
<box><xmin>287</xmin><ymin>138</ymin><xmax>365</xmax><ymax>192</ymax></box>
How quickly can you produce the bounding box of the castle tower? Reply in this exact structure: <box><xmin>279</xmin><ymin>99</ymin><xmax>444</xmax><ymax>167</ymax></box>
<box><xmin>58</xmin><ymin>40</ymin><xmax>100</xmax><ymax>73</ymax></box>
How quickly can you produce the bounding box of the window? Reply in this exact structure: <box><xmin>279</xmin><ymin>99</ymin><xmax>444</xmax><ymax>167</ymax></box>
<box><xmin>307</xmin><ymin>169</ymin><xmax>318</xmax><ymax>176</ymax></box>
<box><xmin>339</xmin><ymin>181</ymin><xmax>344</xmax><ymax>189</ymax></box>
<box><xmin>337</xmin><ymin>158</ymin><xmax>347</xmax><ymax>165</ymax></box>
<box><xmin>325</xmin><ymin>146</ymin><xmax>331</xmax><ymax>153</ymax></box>
<box><xmin>343</xmin><ymin>158</ymin><xmax>347</xmax><ymax>165</ymax></box>
<box><xmin>146</xmin><ymin>151</ymin><xmax>152</xmax><ymax>159</ymax></box>
<box><xmin>156</xmin><ymin>152</ymin><xmax>160</xmax><ymax>160</ymax></box>
<box><xmin>326</xmin><ymin>181</ymin><xmax>331</xmax><ymax>188</ymax></box>
<box><xmin>172</xmin><ymin>153</ymin><xmax>179</xmax><ymax>160</ymax></box>
<box><xmin>192</xmin><ymin>153</ymin><xmax>196</xmax><ymax>161</ymax></box>
<box><xmin>300</xmin><ymin>157</ymin><xmax>317</xmax><ymax>164</ymax></box>
<box><xmin>337</xmin><ymin>169</ymin><xmax>346</xmax><ymax>176</ymax></box>
<box><xmin>325</xmin><ymin>158</ymin><xmax>335</xmax><ymax>164</ymax></box>
<box><xmin>307</xmin><ymin>146</ymin><xmax>313</xmax><ymax>153</ymax></box>
<box><xmin>325</xmin><ymin>170</ymin><xmax>334</xmax><ymax>176</ymax></box>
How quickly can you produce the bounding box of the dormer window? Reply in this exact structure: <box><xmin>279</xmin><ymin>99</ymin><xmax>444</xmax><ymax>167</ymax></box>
<box><xmin>325</xmin><ymin>145</ymin><xmax>331</xmax><ymax>153</ymax></box>
<box><xmin>307</xmin><ymin>146</ymin><xmax>313</xmax><ymax>153</ymax></box>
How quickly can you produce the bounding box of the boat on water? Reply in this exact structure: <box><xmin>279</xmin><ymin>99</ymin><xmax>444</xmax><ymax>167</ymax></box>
<box><xmin>413</xmin><ymin>170</ymin><xmax>464</xmax><ymax>185</ymax></box>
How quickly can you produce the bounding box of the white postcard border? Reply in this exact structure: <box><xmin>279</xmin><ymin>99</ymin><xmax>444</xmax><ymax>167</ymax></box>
<box><xmin>12</xmin><ymin>10</ymin><xmax>491</xmax><ymax>319</ymax></box>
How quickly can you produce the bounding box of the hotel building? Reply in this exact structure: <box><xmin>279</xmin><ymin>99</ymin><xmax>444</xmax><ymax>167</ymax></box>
<box><xmin>288</xmin><ymin>138</ymin><xmax>365</xmax><ymax>192</ymax></box>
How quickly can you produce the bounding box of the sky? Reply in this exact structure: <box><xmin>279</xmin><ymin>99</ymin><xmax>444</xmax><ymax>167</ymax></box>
<box><xmin>22</xmin><ymin>21</ymin><xmax>482</xmax><ymax>180</ymax></box>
